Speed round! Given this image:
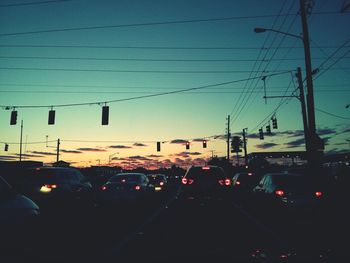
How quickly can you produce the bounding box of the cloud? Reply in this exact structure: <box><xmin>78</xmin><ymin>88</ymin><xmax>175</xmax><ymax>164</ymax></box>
<box><xmin>255</xmin><ymin>143</ymin><xmax>278</xmax><ymax>149</ymax></box>
<box><xmin>285</xmin><ymin>138</ymin><xmax>305</xmax><ymax>148</ymax></box>
<box><xmin>30</xmin><ymin>151</ymin><xmax>56</xmax><ymax>156</ymax></box>
<box><xmin>213</xmin><ymin>134</ymin><xmax>226</xmax><ymax>140</ymax></box>
<box><xmin>247</xmin><ymin>133</ymin><xmax>260</xmax><ymax>139</ymax></box>
<box><xmin>317</xmin><ymin>128</ymin><xmax>337</xmax><ymax>136</ymax></box>
<box><xmin>192</xmin><ymin>138</ymin><xmax>209</xmax><ymax>142</ymax></box>
<box><xmin>109</xmin><ymin>145</ymin><xmax>132</xmax><ymax>149</ymax></box>
<box><xmin>192</xmin><ymin>158</ymin><xmax>207</xmax><ymax>166</ymax></box>
<box><xmin>146</xmin><ymin>154</ymin><xmax>163</xmax><ymax>158</ymax></box>
<box><xmin>133</xmin><ymin>143</ymin><xmax>148</xmax><ymax>147</ymax></box>
<box><xmin>77</xmin><ymin>148</ymin><xmax>107</xmax><ymax>152</ymax></box>
<box><xmin>175</xmin><ymin>152</ymin><xmax>202</xmax><ymax>158</ymax></box>
<box><xmin>0</xmin><ymin>155</ymin><xmax>20</xmax><ymax>160</ymax></box>
<box><xmin>170</xmin><ymin>139</ymin><xmax>188</xmax><ymax>144</ymax></box>
<box><xmin>128</xmin><ymin>155</ymin><xmax>151</xmax><ymax>161</ymax></box>
<box><xmin>61</xmin><ymin>149</ymin><xmax>83</xmax><ymax>154</ymax></box>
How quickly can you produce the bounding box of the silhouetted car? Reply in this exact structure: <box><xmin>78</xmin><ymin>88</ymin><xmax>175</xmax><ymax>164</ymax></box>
<box><xmin>97</xmin><ymin>173</ymin><xmax>155</xmax><ymax>205</ymax></box>
<box><xmin>180</xmin><ymin>165</ymin><xmax>231</xmax><ymax>200</ymax></box>
<box><xmin>252</xmin><ymin>173</ymin><xmax>326</xmax><ymax>211</ymax></box>
<box><xmin>18</xmin><ymin>167</ymin><xmax>93</xmax><ymax>207</ymax></box>
<box><xmin>147</xmin><ymin>174</ymin><xmax>168</xmax><ymax>192</ymax></box>
<box><xmin>0</xmin><ymin>176</ymin><xmax>40</xmax><ymax>226</ymax></box>
<box><xmin>231</xmin><ymin>172</ymin><xmax>260</xmax><ymax>197</ymax></box>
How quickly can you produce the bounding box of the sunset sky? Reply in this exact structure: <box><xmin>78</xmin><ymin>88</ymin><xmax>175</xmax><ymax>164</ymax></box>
<box><xmin>0</xmin><ymin>0</ymin><xmax>349</xmax><ymax>168</ymax></box>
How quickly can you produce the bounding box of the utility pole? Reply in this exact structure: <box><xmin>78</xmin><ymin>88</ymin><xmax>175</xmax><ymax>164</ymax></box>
<box><xmin>56</xmin><ymin>139</ymin><xmax>60</xmax><ymax>163</ymax></box>
<box><xmin>226</xmin><ymin>115</ymin><xmax>231</xmax><ymax>163</ymax></box>
<box><xmin>296</xmin><ymin>67</ymin><xmax>310</xmax><ymax>155</ymax></box>
<box><xmin>300</xmin><ymin>0</ymin><xmax>319</xmax><ymax>168</ymax></box>
<box><xmin>242</xmin><ymin>128</ymin><xmax>248</xmax><ymax>166</ymax></box>
<box><xmin>19</xmin><ymin>120</ymin><xmax>23</xmax><ymax>162</ymax></box>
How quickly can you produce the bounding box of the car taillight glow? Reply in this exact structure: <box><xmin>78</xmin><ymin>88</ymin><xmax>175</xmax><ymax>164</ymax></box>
<box><xmin>275</xmin><ymin>190</ymin><xmax>284</xmax><ymax>196</ymax></box>
<box><xmin>135</xmin><ymin>185</ymin><xmax>141</xmax><ymax>191</ymax></box>
<box><xmin>248</xmin><ymin>173</ymin><xmax>253</xmax><ymax>176</ymax></box>
<box><xmin>315</xmin><ymin>191</ymin><xmax>322</xmax><ymax>197</ymax></box>
<box><xmin>159</xmin><ymin>181</ymin><xmax>164</xmax><ymax>186</ymax></box>
<box><xmin>101</xmin><ymin>185</ymin><xmax>107</xmax><ymax>191</ymax></box>
<box><xmin>45</xmin><ymin>184</ymin><xmax>57</xmax><ymax>189</ymax></box>
<box><xmin>224</xmin><ymin>178</ymin><xmax>231</xmax><ymax>186</ymax></box>
<box><xmin>236</xmin><ymin>181</ymin><xmax>241</xmax><ymax>185</ymax></box>
<box><xmin>182</xmin><ymin>178</ymin><xmax>188</xmax><ymax>184</ymax></box>
<box><xmin>202</xmin><ymin>166</ymin><xmax>210</xmax><ymax>170</ymax></box>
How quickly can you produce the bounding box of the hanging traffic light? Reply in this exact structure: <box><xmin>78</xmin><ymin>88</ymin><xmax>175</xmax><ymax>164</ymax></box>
<box><xmin>102</xmin><ymin>106</ymin><xmax>109</xmax><ymax>125</ymax></box>
<box><xmin>48</xmin><ymin>109</ymin><xmax>55</xmax><ymax>125</ymax></box>
<box><xmin>4</xmin><ymin>144</ymin><xmax>9</xmax><ymax>151</ymax></box>
<box><xmin>186</xmin><ymin>141</ymin><xmax>190</xmax><ymax>150</ymax></box>
<box><xmin>203</xmin><ymin>140</ymin><xmax>207</xmax><ymax>148</ymax></box>
<box><xmin>157</xmin><ymin>141</ymin><xmax>161</xmax><ymax>152</ymax></box>
<box><xmin>266</xmin><ymin>125</ymin><xmax>271</xmax><ymax>135</ymax></box>
<box><xmin>10</xmin><ymin>110</ymin><xmax>17</xmax><ymax>125</ymax></box>
<box><xmin>231</xmin><ymin>136</ymin><xmax>242</xmax><ymax>153</ymax></box>
<box><xmin>272</xmin><ymin>117</ymin><xmax>278</xmax><ymax>129</ymax></box>
<box><xmin>259</xmin><ymin>128</ymin><xmax>264</xmax><ymax>140</ymax></box>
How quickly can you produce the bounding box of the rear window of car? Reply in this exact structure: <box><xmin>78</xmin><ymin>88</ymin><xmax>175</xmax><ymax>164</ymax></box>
<box><xmin>148</xmin><ymin>175</ymin><xmax>166</xmax><ymax>183</ymax></box>
<box><xmin>185</xmin><ymin>167</ymin><xmax>226</xmax><ymax>180</ymax></box>
<box><xmin>109</xmin><ymin>174</ymin><xmax>141</xmax><ymax>183</ymax></box>
<box><xmin>272</xmin><ymin>174</ymin><xmax>314</xmax><ymax>190</ymax></box>
<box><xmin>24</xmin><ymin>168</ymin><xmax>83</xmax><ymax>183</ymax></box>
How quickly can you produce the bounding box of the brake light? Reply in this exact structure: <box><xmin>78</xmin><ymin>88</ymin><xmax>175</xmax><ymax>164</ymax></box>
<box><xmin>236</xmin><ymin>181</ymin><xmax>241</xmax><ymax>185</ymax></box>
<box><xmin>135</xmin><ymin>185</ymin><xmax>141</xmax><ymax>191</ymax></box>
<box><xmin>182</xmin><ymin>178</ymin><xmax>194</xmax><ymax>185</ymax></box>
<box><xmin>275</xmin><ymin>190</ymin><xmax>284</xmax><ymax>196</ymax></box>
<box><xmin>224</xmin><ymin>178</ymin><xmax>231</xmax><ymax>186</ymax></box>
<box><xmin>248</xmin><ymin>173</ymin><xmax>253</xmax><ymax>176</ymax></box>
<box><xmin>202</xmin><ymin>166</ymin><xmax>210</xmax><ymax>170</ymax></box>
<box><xmin>182</xmin><ymin>178</ymin><xmax>188</xmax><ymax>185</ymax></box>
<box><xmin>101</xmin><ymin>185</ymin><xmax>107</xmax><ymax>191</ymax></box>
<box><xmin>45</xmin><ymin>184</ymin><xmax>57</xmax><ymax>189</ymax></box>
<box><xmin>315</xmin><ymin>191</ymin><xmax>322</xmax><ymax>197</ymax></box>
<box><xmin>159</xmin><ymin>181</ymin><xmax>164</xmax><ymax>186</ymax></box>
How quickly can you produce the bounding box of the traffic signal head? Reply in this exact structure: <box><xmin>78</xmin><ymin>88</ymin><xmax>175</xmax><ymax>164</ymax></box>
<box><xmin>48</xmin><ymin>110</ymin><xmax>55</xmax><ymax>125</ymax></box>
<box><xmin>186</xmin><ymin>141</ymin><xmax>190</xmax><ymax>150</ymax></box>
<box><xmin>102</xmin><ymin>106</ymin><xmax>109</xmax><ymax>125</ymax></box>
<box><xmin>266</xmin><ymin>125</ymin><xmax>271</xmax><ymax>135</ymax></box>
<box><xmin>272</xmin><ymin>117</ymin><xmax>278</xmax><ymax>129</ymax></box>
<box><xmin>203</xmin><ymin>140</ymin><xmax>207</xmax><ymax>148</ymax></box>
<box><xmin>157</xmin><ymin>142</ymin><xmax>161</xmax><ymax>152</ymax></box>
<box><xmin>10</xmin><ymin>110</ymin><xmax>17</xmax><ymax>125</ymax></box>
<box><xmin>259</xmin><ymin>128</ymin><xmax>264</xmax><ymax>140</ymax></box>
<box><xmin>4</xmin><ymin>144</ymin><xmax>9</xmax><ymax>151</ymax></box>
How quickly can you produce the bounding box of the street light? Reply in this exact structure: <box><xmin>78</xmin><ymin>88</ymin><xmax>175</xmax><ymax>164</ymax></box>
<box><xmin>254</xmin><ymin>0</ymin><xmax>321</xmax><ymax>170</ymax></box>
<box><xmin>109</xmin><ymin>152</ymin><xmax>119</xmax><ymax>166</ymax></box>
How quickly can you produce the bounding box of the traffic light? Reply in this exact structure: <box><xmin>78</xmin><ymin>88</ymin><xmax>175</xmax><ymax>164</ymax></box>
<box><xmin>231</xmin><ymin>136</ymin><xmax>242</xmax><ymax>153</ymax></box>
<box><xmin>102</xmin><ymin>106</ymin><xmax>109</xmax><ymax>125</ymax></box>
<box><xmin>203</xmin><ymin>140</ymin><xmax>207</xmax><ymax>148</ymax></box>
<box><xmin>266</xmin><ymin>125</ymin><xmax>271</xmax><ymax>135</ymax></box>
<box><xmin>157</xmin><ymin>141</ymin><xmax>161</xmax><ymax>152</ymax></box>
<box><xmin>272</xmin><ymin>117</ymin><xmax>278</xmax><ymax>129</ymax></box>
<box><xmin>10</xmin><ymin>110</ymin><xmax>17</xmax><ymax>125</ymax></box>
<box><xmin>48</xmin><ymin>109</ymin><xmax>55</xmax><ymax>125</ymax></box>
<box><xmin>259</xmin><ymin>128</ymin><xmax>264</xmax><ymax>140</ymax></box>
<box><xmin>4</xmin><ymin>144</ymin><xmax>9</xmax><ymax>151</ymax></box>
<box><xmin>186</xmin><ymin>141</ymin><xmax>190</xmax><ymax>150</ymax></box>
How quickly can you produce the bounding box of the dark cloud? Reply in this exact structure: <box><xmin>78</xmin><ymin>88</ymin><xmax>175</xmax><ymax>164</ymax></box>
<box><xmin>175</xmin><ymin>152</ymin><xmax>202</xmax><ymax>158</ymax></box>
<box><xmin>30</xmin><ymin>151</ymin><xmax>56</xmax><ymax>156</ymax></box>
<box><xmin>192</xmin><ymin>158</ymin><xmax>207</xmax><ymax>166</ymax></box>
<box><xmin>255</xmin><ymin>143</ymin><xmax>278</xmax><ymax>150</ymax></box>
<box><xmin>133</xmin><ymin>143</ymin><xmax>148</xmax><ymax>147</ymax></box>
<box><xmin>61</xmin><ymin>149</ymin><xmax>83</xmax><ymax>154</ymax></box>
<box><xmin>170</xmin><ymin>139</ymin><xmax>188</xmax><ymax>144</ymax></box>
<box><xmin>77</xmin><ymin>148</ymin><xmax>107</xmax><ymax>152</ymax></box>
<box><xmin>109</xmin><ymin>145</ymin><xmax>132</xmax><ymax>149</ymax></box>
<box><xmin>317</xmin><ymin>128</ymin><xmax>337</xmax><ymax>136</ymax></box>
<box><xmin>128</xmin><ymin>155</ymin><xmax>151</xmax><ymax>161</ymax></box>
<box><xmin>247</xmin><ymin>133</ymin><xmax>260</xmax><ymax>139</ymax></box>
<box><xmin>192</xmin><ymin>138</ymin><xmax>209</xmax><ymax>142</ymax></box>
<box><xmin>112</xmin><ymin>157</ymin><xmax>128</xmax><ymax>161</ymax></box>
<box><xmin>325</xmin><ymin>148</ymin><xmax>349</xmax><ymax>155</ymax></box>
<box><xmin>339</xmin><ymin>127</ymin><xmax>350</xmax><ymax>134</ymax></box>
<box><xmin>0</xmin><ymin>155</ymin><xmax>20</xmax><ymax>160</ymax></box>
<box><xmin>213</xmin><ymin>134</ymin><xmax>226</xmax><ymax>140</ymax></box>
<box><xmin>285</xmin><ymin>138</ymin><xmax>305</xmax><ymax>148</ymax></box>
<box><xmin>146</xmin><ymin>154</ymin><xmax>163</xmax><ymax>158</ymax></box>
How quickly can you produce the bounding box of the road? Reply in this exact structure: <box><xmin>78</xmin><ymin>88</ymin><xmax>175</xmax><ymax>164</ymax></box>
<box><xmin>1</xmin><ymin>184</ymin><xmax>348</xmax><ymax>263</ymax></box>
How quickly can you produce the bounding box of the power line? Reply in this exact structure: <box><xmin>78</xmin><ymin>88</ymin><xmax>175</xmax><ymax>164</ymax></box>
<box><xmin>0</xmin><ymin>0</ymin><xmax>73</xmax><ymax>7</ymax></box>
<box><xmin>0</xmin><ymin>11</ymin><xmax>343</xmax><ymax>37</ymax></box>
<box><xmin>315</xmin><ymin>108</ymin><xmax>350</xmax><ymax>120</ymax></box>
<box><xmin>1</xmin><ymin>55</ymin><xmax>349</xmax><ymax>62</ymax></box>
<box><xmin>0</xmin><ymin>70</ymin><xmax>292</xmax><ymax>109</ymax></box>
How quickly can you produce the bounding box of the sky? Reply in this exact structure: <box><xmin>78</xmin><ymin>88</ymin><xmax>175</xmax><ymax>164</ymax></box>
<box><xmin>0</xmin><ymin>0</ymin><xmax>349</xmax><ymax>168</ymax></box>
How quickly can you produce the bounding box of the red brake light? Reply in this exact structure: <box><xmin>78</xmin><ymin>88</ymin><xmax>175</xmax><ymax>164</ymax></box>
<box><xmin>315</xmin><ymin>191</ymin><xmax>322</xmax><ymax>197</ymax></box>
<box><xmin>188</xmin><ymin>179</ymin><xmax>194</xmax><ymax>185</ymax></box>
<box><xmin>248</xmin><ymin>173</ymin><xmax>253</xmax><ymax>176</ymax></box>
<box><xmin>135</xmin><ymin>185</ymin><xmax>141</xmax><ymax>191</ymax></box>
<box><xmin>181</xmin><ymin>178</ymin><xmax>188</xmax><ymax>185</ymax></box>
<box><xmin>275</xmin><ymin>190</ymin><xmax>284</xmax><ymax>196</ymax></box>
<box><xmin>159</xmin><ymin>181</ymin><xmax>164</xmax><ymax>186</ymax></box>
<box><xmin>202</xmin><ymin>166</ymin><xmax>210</xmax><ymax>170</ymax></box>
<box><xmin>101</xmin><ymin>185</ymin><xmax>107</xmax><ymax>191</ymax></box>
<box><xmin>224</xmin><ymin>178</ymin><xmax>231</xmax><ymax>186</ymax></box>
<box><xmin>236</xmin><ymin>181</ymin><xmax>241</xmax><ymax>185</ymax></box>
